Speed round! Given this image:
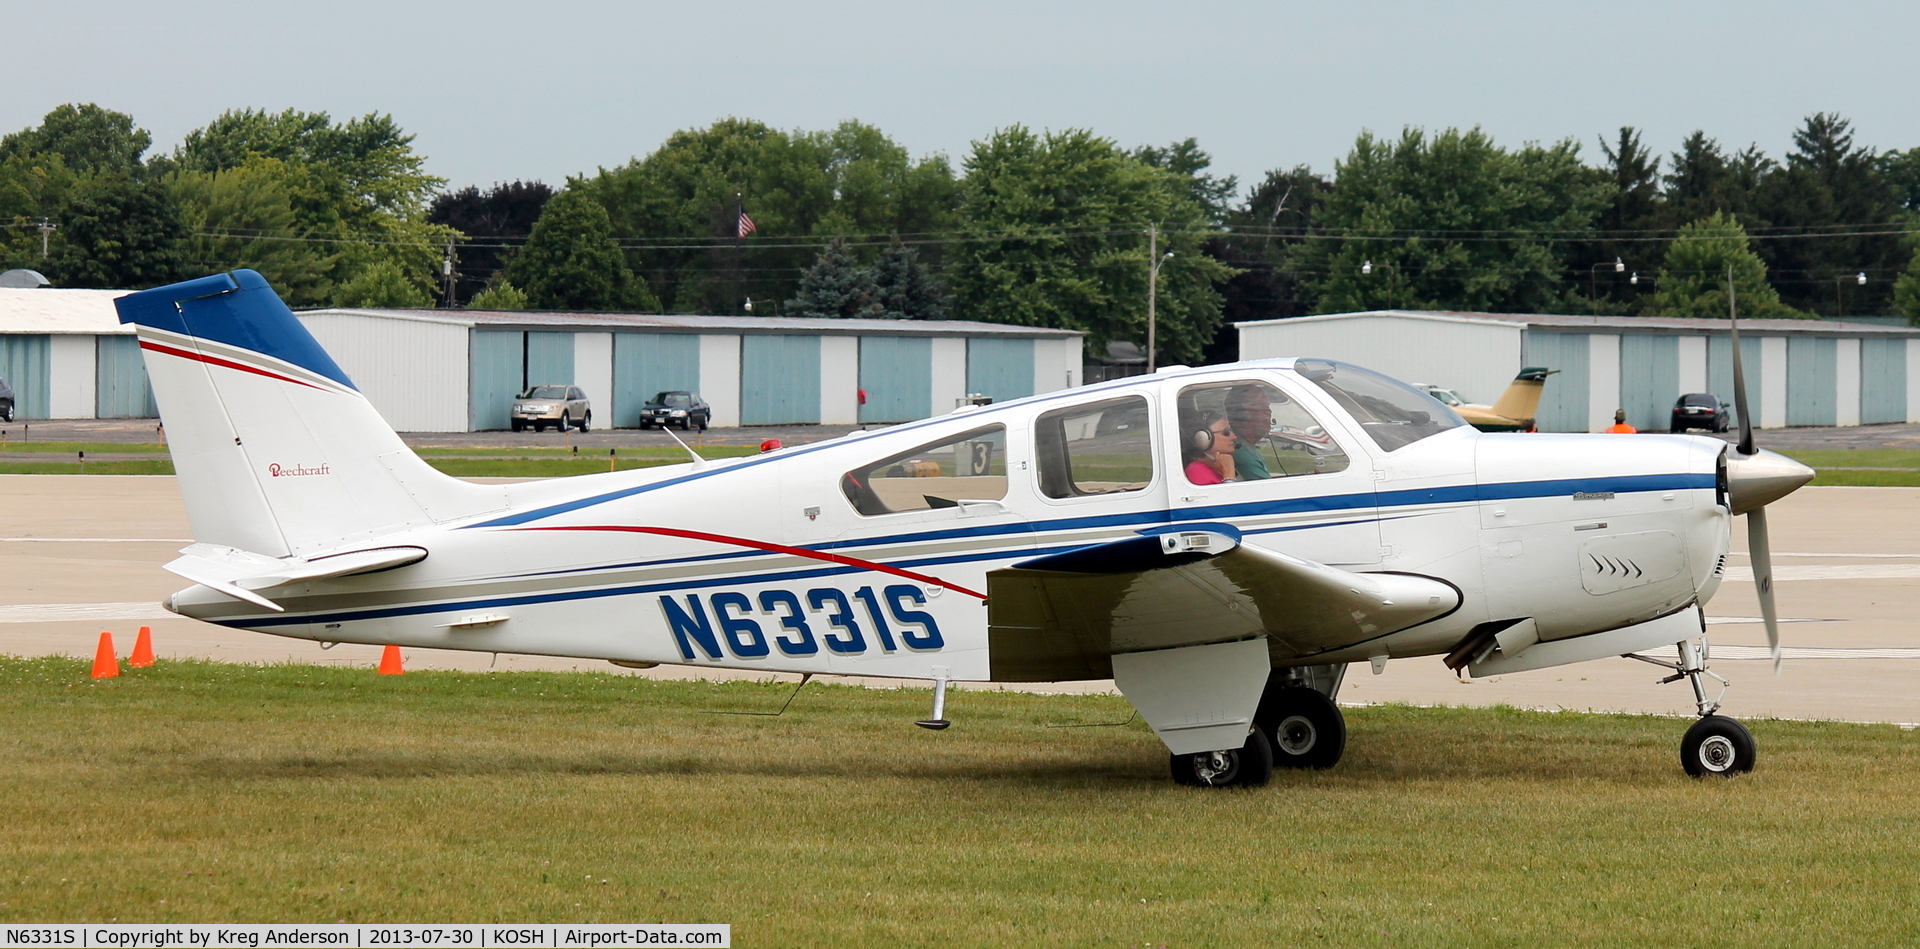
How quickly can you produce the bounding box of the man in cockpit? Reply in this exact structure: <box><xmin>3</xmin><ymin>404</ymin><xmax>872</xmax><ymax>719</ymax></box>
<box><xmin>1226</xmin><ymin>385</ymin><xmax>1275</xmax><ymax>480</ymax></box>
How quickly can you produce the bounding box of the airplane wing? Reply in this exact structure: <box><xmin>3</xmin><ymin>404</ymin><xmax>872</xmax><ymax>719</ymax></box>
<box><xmin>986</xmin><ymin>530</ymin><xmax>1460</xmax><ymax>681</ymax></box>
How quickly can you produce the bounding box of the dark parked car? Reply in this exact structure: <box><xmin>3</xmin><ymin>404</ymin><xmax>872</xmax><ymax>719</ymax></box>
<box><xmin>1670</xmin><ymin>392</ymin><xmax>1730</xmax><ymax>433</ymax></box>
<box><xmin>0</xmin><ymin>376</ymin><xmax>12</xmax><ymax>422</ymax></box>
<box><xmin>639</xmin><ymin>391</ymin><xmax>710</xmax><ymax>431</ymax></box>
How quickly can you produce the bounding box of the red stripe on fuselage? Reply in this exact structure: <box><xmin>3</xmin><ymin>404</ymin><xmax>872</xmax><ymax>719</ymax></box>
<box><xmin>139</xmin><ymin>340</ymin><xmax>327</xmax><ymax>391</ymax></box>
<box><xmin>511</xmin><ymin>524</ymin><xmax>990</xmax><ymax>600</ymax></box>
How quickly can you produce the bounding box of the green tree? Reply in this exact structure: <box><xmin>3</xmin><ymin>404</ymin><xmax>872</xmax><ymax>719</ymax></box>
<box><xmin>0</xmin><ymin>151</ymin><xmax>81</xmax><ymax>270</ymax></box>
<box><xmin>1653</xmin><ymin>212</ymin><xmax>1807</xmax><ymax>319</ymax></box>
<box><xmin>1210</xmin><ymin>165</ymin><xmax>1333</xmax><ymax>334</ymax></box>
<box><xmin>504</xmin><ymin>189</ymin><xmax>659</xmax><ymax>311</ymax></box>
<box><xmin>786</xmin><ymin>238</ymin><xmax>876</xmax><ymax>318</ymax></box>
<box><xmin>1662</xmin><ymin>131</ymin><xmax>1771</xmax><ymax>229</ymax></box>
<box><xmin>1752</xmin><ymin>114</ymin><xmax>1905</xmax><ymax>316</ymax></box>
<box><xmin>331</xmin><ymin>260</ymin><xmax>430</xmax><ymax>308</ymax></box>
<box><xmin>42</xmin><ymin>174</ymin><xmax>184</xmax><ymax>288</ymax></box>
<box><xmin>578</xmin><ymin>118</ymin><xmax>957</xmax><ymax>313</ymax></box>
<box><xmin>1893</xmin><ymin>246</ymin><xmax>1920</xmax><ymax>325</ymax></box>
<box><xmin>168</xmin><ymin>157</ymin><xmax>338</xmax><ymax>304</ymax></box>
<box><xmin>470</xmin><ymin>280</ymin><xmax>529</xmax><ymax>310</ymax></box>
<box><xmin>946</xmin><ymin>126</ymin><xmax>1234</xmax><ymax>362</ymax></box>
<box><xmin>1581</xmin><ymin>127</ymin><xmax>1663</xmax><ymax>311</ymax></box>
<box><xmin>0</xmin><ymin>104</ymin><xmax>151</xmax><ymax>177</ymax></box>
<box><xmin>870</xmin><ymin>243</ymin><xmax>948</xmax><ymax>320</ymax></box>
<box><xmin>1293</xmin><ymin>127</ymin><xmax>1609</xmax><ymax>314</ymax></box>
<box><xmin>1133</xmin><ymin>138</ymin><xmax>1237</xmax><ymax>224</ymax></box>
<box><xmin>166</xmin><ymin>109</ymin><xmax>452</xmax><ymax>302</ymax></box>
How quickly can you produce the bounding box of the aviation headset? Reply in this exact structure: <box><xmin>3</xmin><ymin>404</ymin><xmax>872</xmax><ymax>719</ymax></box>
<box><xmin>1191</xmin><ymin>413</ymin><xmax>1229</xmax><ymax>452</ymax></box>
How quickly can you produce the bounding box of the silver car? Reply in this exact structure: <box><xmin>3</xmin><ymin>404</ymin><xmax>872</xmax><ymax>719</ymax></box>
<box><xmin>511</xmin><ymin>385</ymin><xmax>591</xmax><ymax>432</ymax></box>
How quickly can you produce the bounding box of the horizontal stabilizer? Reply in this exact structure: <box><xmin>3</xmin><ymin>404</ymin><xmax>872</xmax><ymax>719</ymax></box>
<box><xmin>164</xmin><ymin>543</ymin><xmax>428</xmax><ymax>611</ymax></box>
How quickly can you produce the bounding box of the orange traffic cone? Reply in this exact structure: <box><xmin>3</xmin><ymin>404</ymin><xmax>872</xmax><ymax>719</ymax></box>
<box><xmin>378</xmin><ymin>644</ymin><xmax>404</xmax><ymax>675</ymax></box>
<box><xmin>129</xmin><ymin>626</ymin><xmax>155</xmax><ymax>668</ymax></box>
<box><xmin>91</xmin><ymin>632</ymin><xmax>120</xmax><ymax>679</ymax></box>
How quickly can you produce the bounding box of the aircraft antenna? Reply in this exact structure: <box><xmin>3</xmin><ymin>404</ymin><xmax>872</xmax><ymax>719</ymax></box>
<box><xmin>661</xmin><ymin>423</ymin><xmax>707</xmax><ymax>470</ymax></box>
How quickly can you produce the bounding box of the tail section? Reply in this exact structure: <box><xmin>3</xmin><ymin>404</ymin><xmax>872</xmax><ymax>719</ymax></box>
<box><xmin>116</xmin><ymin>270</ymin><xmax>503</xmax><ymax>557</ymax></box>
<box><xmin>1487</xmin><ymin>366</ymin><xmax>1557</xmax><ymax>424</ymax></box>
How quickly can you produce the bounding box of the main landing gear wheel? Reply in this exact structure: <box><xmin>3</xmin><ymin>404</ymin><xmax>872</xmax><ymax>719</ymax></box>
<box><xmin>1170</xmin><ymin>729</ymin><xmax>1273</xmax><ymax>788</ymax></box>
<box><xmin>1255</xmin><ymin>684</ymin><xmax>1346</xmax><ymax>770</ymax></box>
<box><xmin>1681</xmin><ymin>715</ymin><xmax>1756</xmax><ymax>777</ymax></box>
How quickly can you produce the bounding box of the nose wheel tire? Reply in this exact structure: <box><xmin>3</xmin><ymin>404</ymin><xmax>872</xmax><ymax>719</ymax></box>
<box><xmin>1170</xmin><ymin>728</ymin><xmax>1273</xmax><ymax>788</ymax></box>
<box><xmin>1681</xmin><ymin>715</ymin><xmax>1756</xmax><ymax>777</ymax></box>
<box><xmin>1255</xmin><ymin>683</ymin><xmax>1347</xmax><ymax>770</ymax></box>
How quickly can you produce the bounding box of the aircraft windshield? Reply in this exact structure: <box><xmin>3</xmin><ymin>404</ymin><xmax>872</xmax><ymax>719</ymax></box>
<box><xmin>523</xmin><ymin>386</ymin><xmax>568</xmax><ymax>399</ymax></box>
<box><xmin>653</xmin><ymin>392</ymin><xmax>692</xmax><ymax>406</ymax></box>
<box><xmin>1295</xmin><ymin>359</ymin><xmax>1466</xmax><ymax>452</ymax></box>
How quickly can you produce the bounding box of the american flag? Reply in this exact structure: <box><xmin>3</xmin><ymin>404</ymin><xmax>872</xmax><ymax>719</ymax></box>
<box><xmin>736</xmin><ymin>208</ymin><xmax>757</xmax><ymax>238</ymax></box>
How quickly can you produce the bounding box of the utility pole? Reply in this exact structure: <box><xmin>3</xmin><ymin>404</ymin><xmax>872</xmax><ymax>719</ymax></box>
<box><xmin>1146</xmin><ymin>223</ymin><xmax>1172</xmax><ymax>373</ymax></box>
<box><xmin>1146</xmin><ymin>223</ymin><xmax>1157</xmax><ymax>373</ymax></box>
<box><xmin>36</xmin><ymin>218</ymin><xmax>55</xmax><ymax>258</ymax></box>
<box><xmin>441</xmin><ymin>238</ymin><xmax>456</xmax><ymax>308</ymax></box>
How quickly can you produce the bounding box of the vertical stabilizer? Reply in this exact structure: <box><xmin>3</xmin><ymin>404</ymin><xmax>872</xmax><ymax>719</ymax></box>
<box><xmin>1488</xmin><ymin>367</ymin><xmax>1556</xmax><ymax>424</ymax></box>
<box><xmin>115</xmin><ymin>270</ymin><xmax>503</xmax><ymax>557</ymax></box>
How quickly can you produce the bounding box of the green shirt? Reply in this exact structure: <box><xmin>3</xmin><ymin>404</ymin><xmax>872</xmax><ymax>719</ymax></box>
<box><xmin>1232</xmin><ymin>443</ymin><xmax>1271</xmax><ymax>480</ymax></box>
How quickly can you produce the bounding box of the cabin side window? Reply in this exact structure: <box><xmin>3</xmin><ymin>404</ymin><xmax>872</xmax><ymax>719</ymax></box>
<box><xmin>1176</xmin><ymin>381</ymin><xmax>1350</xmax><ymax>486</ymax></box>
<box><xmin>1034</xmin><ymin>396</ymin><xmax>1155</xmax><ymax>499</ymax></box>
<box><xmin>840</xmin><ymin>425</ymin><xmax>1008</xmax><ymax>516</ymax></box>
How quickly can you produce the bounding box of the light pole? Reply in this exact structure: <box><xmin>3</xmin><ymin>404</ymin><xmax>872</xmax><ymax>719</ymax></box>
<box><xmin>1833</xmin><ymin>271</ymin><xmax>1867</xmax><ymax>318</ymax></box>
<box><xmin>1590</xmin><ymin>256</ymin><xmax>1624</xmax><ymax>299</ymax></box>
<box><xmin>1146</xmin><ymin>223</ymin><xmax>1173</xmax><ymax>372</ymax></box>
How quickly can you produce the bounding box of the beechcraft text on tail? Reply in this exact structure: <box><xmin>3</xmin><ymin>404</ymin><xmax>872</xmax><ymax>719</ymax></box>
<box><xmin>117</xmin><ymin>270</ymin><xmax>1813</xmax><ymax>787</ymax></box>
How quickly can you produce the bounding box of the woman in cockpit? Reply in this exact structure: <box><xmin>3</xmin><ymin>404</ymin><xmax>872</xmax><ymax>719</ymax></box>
<box><xmin>1183</xmin><ymin>411</ymin><xmax>1238</xmax><ymax>485</ymax></box>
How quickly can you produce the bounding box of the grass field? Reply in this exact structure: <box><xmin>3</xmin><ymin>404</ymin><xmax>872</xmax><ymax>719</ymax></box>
<box><xmin>2</xmin><ymin>658</ymin><xmax>1917</xmax><ymax>945</ymax></box>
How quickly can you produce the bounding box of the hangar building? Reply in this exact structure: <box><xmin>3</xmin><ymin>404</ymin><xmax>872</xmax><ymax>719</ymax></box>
<box><xmin>295</xmin><ymin>308</ymin><xmax>1086</xmax><ymax>432</ymax></box>
<box><xmin>1238</xmin><ymin>310</ymin><xmax>1920</xmax><ymax>432</ymax></box>
<box><xmin>0</xmin><ymin>287</ymin><xmax>154</xmax><ymax>420</ymax></box>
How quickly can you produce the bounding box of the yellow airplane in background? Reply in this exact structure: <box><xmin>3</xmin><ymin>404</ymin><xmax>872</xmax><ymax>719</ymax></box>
<box><xmin>1415</xmin><ymin>368</ymin><xmax>1558</xmax><ymax>432</ymax></box>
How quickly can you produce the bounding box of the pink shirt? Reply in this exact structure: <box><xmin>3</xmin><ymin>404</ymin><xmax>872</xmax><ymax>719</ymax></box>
<box><xmin>1185</xmin><ymin>458</ymin><xmax>1224</xmax><ymax>485</ymax></box>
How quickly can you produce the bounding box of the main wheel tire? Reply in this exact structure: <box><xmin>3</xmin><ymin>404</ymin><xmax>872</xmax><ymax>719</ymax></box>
<box><xmin>511</xmin><ymin>419</ymin><xmax>524</xmax><ymax>432</ymax></box>
<box><xmin>696</xmin><ymin>416</ymin><xmax>707</xmax><ymax>432</ymax></box>
<box><xmin>1255</xmin><ymin>683</ymin><xmax>1347</xmax><ymax>770</ymax></box>
<box><xmin>1681</xmin><ymin>715</ymin><xmax>1756</xmax><ymax>777</ymax></box>
<box><xmin>578</xmin><ymin>412</ymin><xmax>590</xmax><ymax>433</ymax></box>
<box><xmin>558</xmin><ymin>412</ymin><xmax>571</xmax><ymax>433</ymax></box>
<box><xmin>1169</xmin><ymin>729</ymin><xmax>1274</xmax><ymax>788</ymax></box>
<box><xmin>534</xmin><ymin>420</ymin><xmax>546</xmax><ymax>433</ymax></box>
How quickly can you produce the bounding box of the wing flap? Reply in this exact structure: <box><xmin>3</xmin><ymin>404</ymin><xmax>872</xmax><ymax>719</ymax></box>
<box><xmin>987</xmin><ymin>532</ymin><xmax>1459</xmax><ymax>681</ymax></box>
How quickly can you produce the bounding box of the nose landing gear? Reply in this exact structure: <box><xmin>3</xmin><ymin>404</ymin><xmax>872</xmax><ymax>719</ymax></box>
<box><xmin>1628</xmin><ymin>637</ymin><xmax>1757</xmax><ymax>776</ymax></box>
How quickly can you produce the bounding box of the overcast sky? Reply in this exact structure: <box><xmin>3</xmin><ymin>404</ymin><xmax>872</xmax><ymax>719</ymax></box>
<box><xmin>11</xmin><ymin>1</ymin><xmax>1916</xmax><ymax>200</ymax></box>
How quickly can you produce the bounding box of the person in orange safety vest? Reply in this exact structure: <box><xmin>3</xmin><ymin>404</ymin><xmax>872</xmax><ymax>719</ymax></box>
<box><xmin>1605</xmin><ymin>409</ymin><xmax>1637</xmax><ymax>434</ymax></box>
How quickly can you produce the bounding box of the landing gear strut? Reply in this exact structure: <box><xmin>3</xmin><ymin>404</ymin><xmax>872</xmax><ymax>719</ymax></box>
<box><xmin>1627</xmin><ymin>636</ymin><xmax>1757</xmax><ymax>776</ymax></box>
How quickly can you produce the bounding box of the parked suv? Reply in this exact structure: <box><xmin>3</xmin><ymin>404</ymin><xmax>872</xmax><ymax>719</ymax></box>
<box><xmin>1670</xmin><ymin>392</ymin><xmax>1730</xmax><ymax>433</ymax></box>
<box><xmin>638</xmin><ymin>391</ymin><xmax>710</xmax><ymax>431</ymax></box>
<box><xmin>511</xmin><ymin>385</ymin><xmax>591</xmax><ymax>432</ymax></box>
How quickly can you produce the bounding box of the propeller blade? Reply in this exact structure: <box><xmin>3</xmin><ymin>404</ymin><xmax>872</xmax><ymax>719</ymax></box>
<box><xmin>1747</xmin><ymin>506</ymin><xmax>1780</xmax><ymax>673</ymax></box>
<box><xmin>1727</xmin><ymin>267</ymin><xmax>1755</xmax><ymax>456</ymax></box>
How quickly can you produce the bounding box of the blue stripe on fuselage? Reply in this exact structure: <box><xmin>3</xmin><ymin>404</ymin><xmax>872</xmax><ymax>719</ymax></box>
<box><xmin>225</xmin><ymin>471</ymin><xmax>1713</xmax><ymax>629</ymax></box>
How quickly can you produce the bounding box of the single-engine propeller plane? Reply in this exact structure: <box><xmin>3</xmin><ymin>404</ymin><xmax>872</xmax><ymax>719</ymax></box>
<box><xmin>119</xmin><ymin>270</ymin><xmax>1814</xmax><ymax>787</ymax></box>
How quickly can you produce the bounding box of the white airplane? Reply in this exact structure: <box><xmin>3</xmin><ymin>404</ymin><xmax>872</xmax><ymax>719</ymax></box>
<box><xmin>118</xmin><ymin>270</ymin><xmax>1814</xmax><ymax>787</ymax></box>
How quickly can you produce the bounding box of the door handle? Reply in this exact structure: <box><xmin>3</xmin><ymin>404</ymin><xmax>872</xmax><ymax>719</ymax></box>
<box><xmin>957</xmin><ymin>498</ymin><xmax>1006</xmax><ymax>515</ymax></box>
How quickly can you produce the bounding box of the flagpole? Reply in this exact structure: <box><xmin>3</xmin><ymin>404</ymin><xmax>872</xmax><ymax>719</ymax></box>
<box><xmin>733</xmin><ymin>192</ymin><xmax>744</xmax><ymax>315</ymax></box>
